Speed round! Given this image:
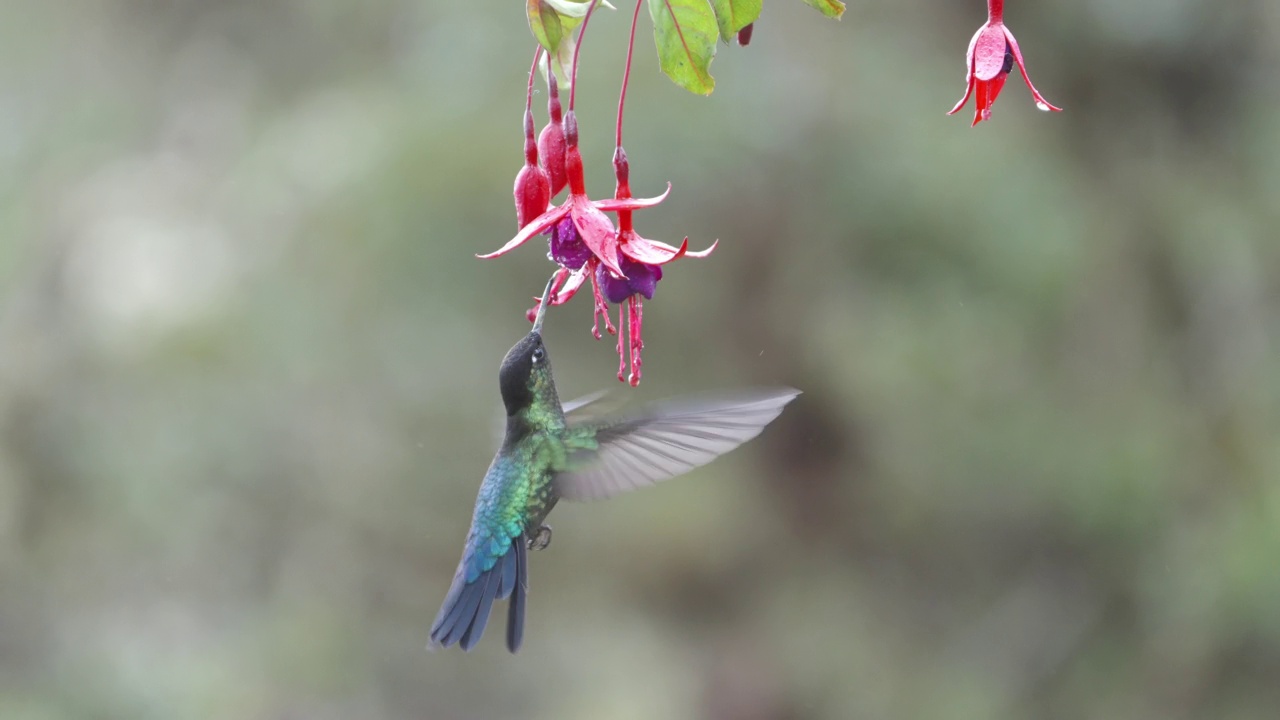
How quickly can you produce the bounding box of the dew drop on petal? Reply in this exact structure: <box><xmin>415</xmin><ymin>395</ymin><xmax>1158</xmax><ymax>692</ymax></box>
<box><xmin>1035</xmin><ymin>101</ymin><xmax>1051</xmax><ymax>112</ymax></box>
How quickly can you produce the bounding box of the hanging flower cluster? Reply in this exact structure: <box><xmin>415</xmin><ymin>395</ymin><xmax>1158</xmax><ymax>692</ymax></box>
<box><xmin>479</xmin><ymin>2</ymin><xmax>716</xmax><ymax>386</ymax></box>
<box><xmin>480</xmin><ymin>0</ymin><xmax>1060</xmax><ymax>386</ymax></box>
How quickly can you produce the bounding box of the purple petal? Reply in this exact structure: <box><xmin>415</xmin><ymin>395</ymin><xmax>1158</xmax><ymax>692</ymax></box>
<box><xmin>595</xmin><ymin>254</ymin><xmax>662</xmax><ymax>304</ymax></box>
<box><xmin>624</xmin><ymin>258</ymin><xmax>662</xmax><ymax>299</ymax></box>
<box><xmin>548</xmin><ymin>217</ymin><xmax>592</xmax><ymax>270</ymax></box>
<box><xmin>596</xmin><ymin>262</ymin><xmax>631</xmax><ymax>304</ymax></box>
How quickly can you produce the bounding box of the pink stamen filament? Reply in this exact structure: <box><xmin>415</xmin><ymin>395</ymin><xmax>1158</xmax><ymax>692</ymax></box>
<box><xmin>627</xmin><ymin>296</ymin><xmax>643</xmax><ymax>386</ymax></box>
<box><xmin>589</xmin><ymin>264</ymin><xmax>617</xmax><ymax>339</ymax></box>
<box><xmin>616</xmin><ymin>304</ymin><xmax>626</xmax><ymax>382</ymax></box>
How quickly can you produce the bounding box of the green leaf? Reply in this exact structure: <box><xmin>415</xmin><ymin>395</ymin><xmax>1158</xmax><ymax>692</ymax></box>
<box><xmin>543</xmin><ymin>26</ymin><xmax>579</xmax><ymax>94</ymax></box>
<box><xmin>797</xmin><ymin>0</ymin><xmax>845</xmax><ymax>19</ymax></box>
<box><xmin>528</xmin><ymin>0</ymin><xmax>592</xmax><ymax>82</ymax></box>
<box><xmin>527</xmin><ymin>0</ymin><xmax>565</xmax><ymax>54</ymax></box>
<box><xmin>649</xmin><ymin>0</ymin><xmax>720</xmax><ymax>95</ymax></box>
<box><xmin>709</xmin><ymin>0</ymin><xmax>762</xmax><ymax>42</ymax></box>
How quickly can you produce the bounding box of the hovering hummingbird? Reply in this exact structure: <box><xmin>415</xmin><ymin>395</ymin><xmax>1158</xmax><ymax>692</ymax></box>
<box><xmin>428</xmin><ymin>278</ymin><xmax>800</xmax><ymax>653</ymax></box>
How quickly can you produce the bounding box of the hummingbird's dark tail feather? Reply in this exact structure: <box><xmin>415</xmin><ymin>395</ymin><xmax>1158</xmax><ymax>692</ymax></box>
<box><xmin>506</xmin><ymin>534</ymin><xmax>527</xmax><ymax>653</ymax></box>
<box><xmin>429</xmin><ymin>534</ymin><xmax>528</xmax><ymax>653</ymax></box>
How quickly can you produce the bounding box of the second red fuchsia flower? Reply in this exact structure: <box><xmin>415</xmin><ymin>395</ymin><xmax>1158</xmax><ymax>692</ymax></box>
<box><xmin>948</xmin><ymin>0</ymin><xmax>1061</xmax><ymax>126</ymax></box>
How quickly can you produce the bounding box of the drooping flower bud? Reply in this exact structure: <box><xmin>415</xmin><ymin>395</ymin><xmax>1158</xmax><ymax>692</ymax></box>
<box><xmin>514</xmin><ymin>164</ymin><xmax>551</xmax><ymax>229</ymax></box>
<box><xmin>514</xmin><ymin>108</ymin><xmax>551</xmax><ymax>228</ymax></box>
<box><xmin>538</xmin><ymin>73</ymin><xmax>567</xmax><ymax>196</ymax></box>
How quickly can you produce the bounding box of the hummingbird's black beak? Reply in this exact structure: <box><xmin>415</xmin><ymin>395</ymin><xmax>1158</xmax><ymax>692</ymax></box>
<box><xmin>531</xmin><ymin>274</ymin><xmax>557</xmax><ymax>335</ymax></box>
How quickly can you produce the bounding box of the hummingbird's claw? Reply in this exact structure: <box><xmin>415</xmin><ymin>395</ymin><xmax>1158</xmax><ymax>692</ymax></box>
<box><xmin>528</xmin><ymin>525</ymin><xmax>553</xmax><ymax>551</ymax></box>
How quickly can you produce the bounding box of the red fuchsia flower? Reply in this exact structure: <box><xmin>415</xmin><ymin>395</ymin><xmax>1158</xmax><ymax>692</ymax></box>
<box><xmin>517</xmin><ymin>149</ymin><xmax>716</xmax><ymax>386</ymax></box>
<box><xmin>599</xmin><ymin>147</ymin><xmax>713</xmax><ymax>384</ymax></box>
<box><xmin>948</xmin><ymin>0</ymin><xmax>1061</xmax><ymax>126</ymax></box>
<box><xmin>530</xmin><ymin>147</ymin><xmax>714</xmax><ymax>386</ymax></box>
<box><xmin>478</xmin><ymin>110</ymin><xmax>664</xmax><ymax>279</ymax></box>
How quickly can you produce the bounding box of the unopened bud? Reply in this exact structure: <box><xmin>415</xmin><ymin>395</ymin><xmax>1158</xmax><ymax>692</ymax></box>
<box><xmin>538</xmin><ymin>121</ymin><xmax>566</xmax><ymax>195</ymax></box>
<box><xmin>513</xmin><ymin>164</ymin><xmax>551</xmax><ymax>229</ymax></box>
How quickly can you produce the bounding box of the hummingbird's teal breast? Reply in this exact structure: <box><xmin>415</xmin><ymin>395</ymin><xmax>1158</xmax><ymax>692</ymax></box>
<box><xmin>462</xmin><ymin>437</ymin><xmax>561</xmax><ymax>583</ymax></box>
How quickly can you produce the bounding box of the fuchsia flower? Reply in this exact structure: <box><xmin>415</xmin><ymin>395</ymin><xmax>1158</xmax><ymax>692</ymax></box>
<box><xmin>587</xmin><ymin>147</ymin><xmax>714</xmax><ymax>385</ymax></box>
<box><xmin>519</xmin><ymin>157</ymin><xmax>715</xmax><ymax>386</ymax></box>
<box><xmin>948</xmin><ymin>0</ymin><xmax>1061</xmax><ymax>126</ymax></box>
<box><xmin>478</xmin><ymin>111</ymin><xmax>663</xmax><ymax>278</ymax></box>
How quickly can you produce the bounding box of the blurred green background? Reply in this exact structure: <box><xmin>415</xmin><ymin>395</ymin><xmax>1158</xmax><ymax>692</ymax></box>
<box><xmin>2</xmin><ymin>1</ymin><xmax>1278</xmax><ymax>718</ymax></box>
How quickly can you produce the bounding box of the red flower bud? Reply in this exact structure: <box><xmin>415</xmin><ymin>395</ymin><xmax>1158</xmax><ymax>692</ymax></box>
<box><xmin>514</xmin><ymin>163</ymin><xmax>551</xmax><ymax>230</ymax></box>
<box><xmin>513</xmin><ymin>106</ymin><xmax>551</xmax><ymax>228</ymax></box>
<box><xmin>538</xmin><ymin>74</ymin><xmax>567</xmax><ymax>196</ymax></box>
<box><xmin>538</xmin><ymin>124</ymin><xmax>566</xmax><ymax>197</ymax></box>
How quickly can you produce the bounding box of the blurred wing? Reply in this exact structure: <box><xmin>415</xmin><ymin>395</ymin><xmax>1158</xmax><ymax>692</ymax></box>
<box><xmin>562</xmin><ymin>389</ymin><xmax>628</xmax><ymax>424</ymax></box>
<box><xmin>554</xmin><ymin>388</ymin><xmax>800</xmax><ymax>502</ymax></box>
<box><xmin>561</xmin><ymin>389</ymin><xmax>611</xmax><ymax>418</ymax></box>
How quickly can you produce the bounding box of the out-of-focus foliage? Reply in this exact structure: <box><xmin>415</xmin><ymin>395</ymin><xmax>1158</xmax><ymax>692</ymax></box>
<box><xmin>2</xmin><ymin>2</ymin><xmax>1278</xmax><ymax>719</ymax></box>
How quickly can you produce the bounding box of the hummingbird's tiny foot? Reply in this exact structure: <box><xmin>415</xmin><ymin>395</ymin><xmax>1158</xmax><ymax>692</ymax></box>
<box><xmin>528</xmin><ymin>525</ymin><xmax>553</xmax><ymax>551</ymax></box>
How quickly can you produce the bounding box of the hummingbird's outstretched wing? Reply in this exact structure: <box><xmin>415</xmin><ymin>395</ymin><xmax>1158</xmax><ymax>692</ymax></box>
<box><xmin>554</xmin><ymin>388</ymin><xmax>800</xmax><ymax>501</ymax></box>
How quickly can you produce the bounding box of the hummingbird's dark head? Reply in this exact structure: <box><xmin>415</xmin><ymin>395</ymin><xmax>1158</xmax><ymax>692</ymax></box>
<box><xmin>497</xmin><ymin>331</ymin><xmax>553</xmax><ymax>415</ymax></box>
<box><xmin>497</xmin><ymin>276</ymin><xmax>560</xmax><ymax>417</ymax></box>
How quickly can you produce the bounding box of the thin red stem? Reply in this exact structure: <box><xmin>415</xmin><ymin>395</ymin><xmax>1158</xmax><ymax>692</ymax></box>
<box><xmin>611</xmin><ymin>1</ymin><xmax>643</xmax><ymax>235</ymax></box>
<box><xmin>527</xmin><ymin>46</ymin><xmax>542</xmax><ymax>114</ymax></box>
<box><xmin>988</xmin><ymin>0</ymin><xmax>1004</xmax><ymax>22</ymax></box>
<box><xmin>568</xmin><ymin>0</ymin><xmax>602</xmax><ymax>110</ymax></box>
<box><xmin>616</xmin><ymin>0</ymin><xmax>644</xmax><ymax>148</ymax></box>
<box><xmin>522</xmin><ymin>46</ymin><xmax>544</xmax><ymax>164</ymax></box>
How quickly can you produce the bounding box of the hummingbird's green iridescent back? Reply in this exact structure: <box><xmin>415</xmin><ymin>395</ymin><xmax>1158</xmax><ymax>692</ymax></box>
<box><xmin>428</xmin><ymin>295</ymin><xmax>799</xmax><ymax>653</ymax></box>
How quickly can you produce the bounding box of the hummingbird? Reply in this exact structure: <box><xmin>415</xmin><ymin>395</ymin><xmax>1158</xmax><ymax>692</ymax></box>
<box><xmin>428</xmin><ymin>277</ymin><xmax>800</xmax><ymax>653</ymax></box>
